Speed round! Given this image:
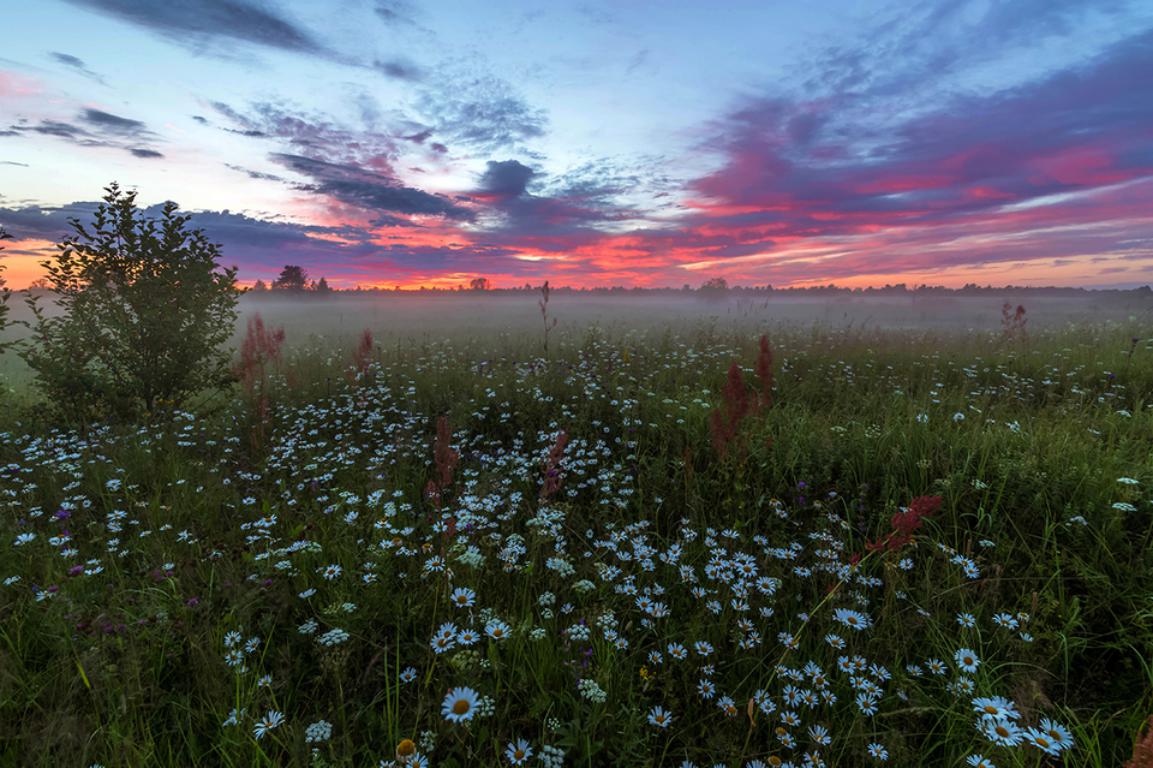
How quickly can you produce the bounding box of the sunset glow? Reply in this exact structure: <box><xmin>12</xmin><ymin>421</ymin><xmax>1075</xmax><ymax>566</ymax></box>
<box><xmin>1</xmin><ymin>0</ymin><xmax>1152</xmax><ymax>288</ymax></box>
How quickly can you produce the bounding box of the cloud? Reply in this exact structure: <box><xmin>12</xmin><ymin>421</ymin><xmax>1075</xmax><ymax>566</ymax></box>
<box><xmin>58</xmin><ymin>0</ymin><xmax>428</xmax><ymax>82</ymax></box>
<box><xmin>49</xmin><ymin>51</ymin><xmax>106</xmax><ymax>83</ymax></box>
<box><xmin>60</xmin><ymin>0</ymin><xmax>323</xmax><ymax>55</ymax></box>
<box><xmin>81</xmin><ymin>108</ymin><xmax>147</xmax><ymax>135</ymax></box>
<box><xmin>6</xmin><ymin>107</ymin><xmax>161</xmax><ymax>154</ymax></box>
<box><xmin>372</xmin><ymin>59</ymin><xmax>424</xmax><ymax>81</ymax></box>
<box><xmin>478</xmin><ymin>160</ymin><xmax>535</xmax><ymax>198</ymax></box>
<box><xmin>416</xmin><ymin>69</ymin><xmax>547</xmax><ymax>152</ymax></box>
<box><xmin>373</xmin><ymin>0</ymin><xmax>419</xmax><ymax>26</ymax></box>
<box><xmin>271</xmin><ymin>152</ymin><xmax>473</xmax><ymax>220</ymax></box>
<box><xmin>673</xmin><ymin>27</ymin><xmax>1153</xmax><ymax>280</ymax></box>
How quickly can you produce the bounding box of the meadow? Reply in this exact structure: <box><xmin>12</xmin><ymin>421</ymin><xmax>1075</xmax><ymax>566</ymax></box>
<box><xmin>2</xmin><ymin>293</ymin><xmax>1152</xmax><ymax>767</ymax></box>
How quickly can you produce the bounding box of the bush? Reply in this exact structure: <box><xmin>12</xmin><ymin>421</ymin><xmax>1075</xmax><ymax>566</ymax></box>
<box><xmin>22</xmin><ymin>183</ymin><xmax>238</xmax><ymax>421</ymax></box>
<box><xmin>0</xmin><ymin>225</ymin><xmax>10</xmax><ymax>350</ymax></box>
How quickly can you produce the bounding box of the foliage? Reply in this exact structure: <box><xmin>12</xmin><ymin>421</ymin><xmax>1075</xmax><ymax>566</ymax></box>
<box><xmin>20</xmin><ymin>183</ymin><xmax>238</xmax><ymax>421</ymax></box>
<box><xmin>273</xmin><ymin>264</ymin><xmax>309</xmax><ymax>292</ymax></box>
<box><xmin>0</xmin><ymin>225</ymin><xmax>10</xmax><ymax>352</ymax></box>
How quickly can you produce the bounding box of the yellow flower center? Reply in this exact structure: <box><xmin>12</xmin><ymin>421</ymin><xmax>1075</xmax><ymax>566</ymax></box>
<box><xmin>452</xmin><ymin>699</ymin><xmax>470</xmax><ymax>715</ymax></box>
<box><xmin>396</xmin><ymin>739</ymin><xmax>416</xmax><ymax>757</ymax></box>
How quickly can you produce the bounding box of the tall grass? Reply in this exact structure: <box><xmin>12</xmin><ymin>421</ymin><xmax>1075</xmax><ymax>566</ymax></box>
<box><xmin>0</xmin><ymin>319</ymin><xmax>1151</xmax><ymax>766</ymax></box>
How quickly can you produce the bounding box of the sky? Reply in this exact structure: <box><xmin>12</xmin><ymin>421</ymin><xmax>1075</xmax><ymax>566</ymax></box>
<box><xmin>1</xmin><ymin>0</ymin><xmax>1152</xmax><ymax>289</ymax></box>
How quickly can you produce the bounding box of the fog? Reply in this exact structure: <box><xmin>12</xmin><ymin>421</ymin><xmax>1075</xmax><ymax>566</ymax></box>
<box><xmin>229</xmin><ymin>291</ymin><xmax>1153</xmax><ymax>344</ymax></box>
<box><xmin>2</xmin><ymin>291</ymin><xmax>1150</xmax><ymax>387</ymax></box>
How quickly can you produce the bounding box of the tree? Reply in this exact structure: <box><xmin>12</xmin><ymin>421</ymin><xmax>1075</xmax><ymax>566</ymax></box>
<box><xmin>469</xmin><ymin>277</ymin><xmax>491</xmax><ymax>291</ymax></box>
<box><xmin>314</xmin><ymin>276</ymin><xmax>332</xmax><ymax>293</ymax></box>
<box><xmin>251</xmin><ymin>279</ymin><xmax>268</xmax><ymax>292</ymax></box>
<box><xmin>0</xmin><ymin>226</ymin><xmax>10</xmax><ymax>350</ymax></box>
<box><xmin>22</xmin><ymin>183</ymin><xmax>239</xmax><ymax>421</ymax></box>
<box><xmin>272</xmin><ymin>264</ymin><xmax>308</xmax><ymax>292</ymax></box>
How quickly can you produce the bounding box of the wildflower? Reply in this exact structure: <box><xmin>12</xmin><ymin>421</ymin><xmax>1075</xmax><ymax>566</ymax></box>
<box><xmin>971</xmin><ymin>696</ymin><xmax>1019</xmax><ymax>720</ymax></box>
<box><xmin>450</xmin><ymin>587</ymin><xmax>476</xmax><ymax>608</ymax></box>
<box><xmin>1023</xmin><ymin>726</ymin><xmax>1063</xmax><ymax>756</ymax></box>
<box><xmin>399</xmin><ymin>666</ymin><xmax>417</xmax><ymax>683</ymax></box>
<box><xmin>396</xmin><ymin>738</ymin><xmax>417</xmax><ymax>759</ymax></box>
<box><xmin>956</xmin><ymin>612</ymin><xmax>976</xmax><ymax>628</ymax></box>
<box><xmin>965</xmin><ymin>756</ymin><xmax>996</xmax><ymax>768</ymax></box>
<box><xmin>867</xmin><ymin>743</ymin><xmax>889</xmax><ymax>761</ymax></box>
<box><xmin>442</xmin><ymin>687</ymin><xmax>479</xmax><ymax>723</ymax></box>
<box><xmin>808</xmin><ymin>724</ymin><xmax>831</xmax><ymax>745</ymax></box>
<box><xmin>485</xmin><ymin>618</ymin><xmax>511</xmax><ymax>640</ymax></box>
<box><xmin>833</xmin><ymin>608</ymin><xmax>871</xmax><ymax>631</ymax></box>
<box><xmin>506</xmin><ymin>738</ymin><xmax>534</xmax><ymax>765</ymax></box>
<box><xmin>253</xmin><ymin>709</ymin><xmax>284</xmax><ymax>740</ymax></box>
<box><xmin>1036</xmin><ymin>718</ymin><xmax>1074</xmax><ymax>752</ymax></box>
<box><xmin>648</xmin><ymin>706</ymin><xmax>673</xmax><ymax>728</ymax></box>
<box><xmin>979</xmin><ymin>716</ymin><xmax>1023</xmax><ymax>747</ymax></box>
<box><xmin>304</xmin><ymin>720</ymin><xmax>333</xmax><ymax>743</ymax></box>
<box><xmin>954</xmin><ymin>648</ymin><xmax>980</xmax><ymax>673</ymax></box>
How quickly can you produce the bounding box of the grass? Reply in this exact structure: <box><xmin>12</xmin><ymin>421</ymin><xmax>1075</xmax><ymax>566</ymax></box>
<box><xmin>1</xmin><ymin>311</ymin><xmax>1152</xmax><ymax>767</ymax></box>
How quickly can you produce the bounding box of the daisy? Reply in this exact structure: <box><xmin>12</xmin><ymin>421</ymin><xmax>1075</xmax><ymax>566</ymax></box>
<box><xmin>450</xmin><ymin>587</ymin><xmax>476</xmax><ymax>608</ymax></box>
<box><xmin>833</xmin><ymin>608</ymin><xmax>871</xmax><ymax>631</ymax></box>
<box><xmin>253</xmin><ymin>709</ymin><xmax>284</xmax><ymax>740</ymax></box>
<box><xmin>971</xmin><ymin>696</ymin><xmax>1019</xmax><ymax>721</ymax></box>
<box><xmin>866</xmin><ymin>743</ymin><xmax>888</xmax><ymax>761</ymax></box>
<box><xmin>442</xmin><ymin>687</ymin><xmax>479</xmax><ymax>723</ymax></box>
<box><xmin>954</xmin><ymin>648</ymin><xmax>980</xmax><ymax>673</ymax></box>
<box><xmin>485</xmin><ymin>619</ymin><xmax>511</xmax><ymax>640</ymax></box>
<box><xmin>979</xmin><ymin>716</ymin><xmax>1023</xmax><ymax>747</ymax></box>
<box><xmin>648</xmin><ymin>706</ymin><xmax>673</xmax><ymax>728</ymax></box>
<box><xmin>1023</xmin><ymin>726</ymin><xmax>1062</xmax><ymax>756</ymax></box>
<box><xmin>965</xmin><ymin>755</ymin><xmax>996</xmax><ymax>768</ymax></box>
<box><xmin>1037</xmin><ymin>718</ymin><xmax>1074</xmax><ymax>752</ymax></box>
<box><xmin>505</xmin><ymin>738</ymin><xmax>534</xmax><ymax>765</ymax></box>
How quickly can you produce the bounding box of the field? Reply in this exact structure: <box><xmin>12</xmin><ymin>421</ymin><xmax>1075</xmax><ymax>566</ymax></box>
<box><xmin>2</xmin><ymin>293</ymin><xmax>1153</xmax><ymax>767</ymax></box>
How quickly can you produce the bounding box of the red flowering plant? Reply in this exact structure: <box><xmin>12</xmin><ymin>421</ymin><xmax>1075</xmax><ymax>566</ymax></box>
<box><xmin>866</xmin><ymin>495</ymin><xmax>943</xmax><ymax>554</ymax></box>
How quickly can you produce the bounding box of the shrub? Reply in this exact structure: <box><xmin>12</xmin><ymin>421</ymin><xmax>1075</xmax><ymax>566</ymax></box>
<box><xmin>0</xmin><ymin>226</ymin><xmax>10</xmax><ymax>351</ymax></box>
<box><xmin>22</xmin><ymin>183</ymin><xmax>238</xmax><ymax>421</ymax></box>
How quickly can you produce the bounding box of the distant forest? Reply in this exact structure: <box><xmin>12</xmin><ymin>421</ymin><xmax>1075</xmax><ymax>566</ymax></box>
<box><xmin>248</xmin><ymin>266</ymin><xmax>1153</xmax><ymax>297</ymax></box>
